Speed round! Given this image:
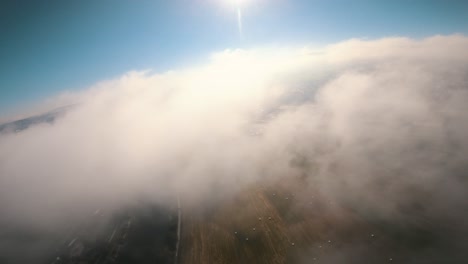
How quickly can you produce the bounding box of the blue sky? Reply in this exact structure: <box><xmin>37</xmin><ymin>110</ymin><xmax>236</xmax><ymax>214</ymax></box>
<box><xmin>1</xmin><ymin>0</ymin><xmax>467</xmax><ymax>114</ymax></box>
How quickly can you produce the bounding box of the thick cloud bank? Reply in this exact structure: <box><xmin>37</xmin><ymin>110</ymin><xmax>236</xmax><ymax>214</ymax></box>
<box><xmin>1</xmin><ymin>35</ymin><xmax>468</xmax><ymax>261</ymax></box>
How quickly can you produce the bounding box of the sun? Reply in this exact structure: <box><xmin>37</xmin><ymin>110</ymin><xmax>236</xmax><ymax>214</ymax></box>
<box><xmin>220</xmin><ymin>0</ymin><xmax>252</xmax><ymax>39</ymax></box>
<box><xmin>224</xmin><ymin>0</ymin><xmax>250</xmax><ymax>7</ymax></box>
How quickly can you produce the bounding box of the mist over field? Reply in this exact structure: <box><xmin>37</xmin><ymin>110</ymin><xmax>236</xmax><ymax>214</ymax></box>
<box><xmin>1</xmin><ymin>35</ymin><xmax>468</xmax><ymax>263</ymax></box>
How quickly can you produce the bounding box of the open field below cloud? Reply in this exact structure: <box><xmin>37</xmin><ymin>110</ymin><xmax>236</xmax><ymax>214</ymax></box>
<box><xmin>180</xmin><ymin>175</ymin><xmax>466</xmax><ymax>264</ymax></box>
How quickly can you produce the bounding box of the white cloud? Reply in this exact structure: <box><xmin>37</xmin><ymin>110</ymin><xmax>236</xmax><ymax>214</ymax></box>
<box><xmin>1</xmin><ymin>35</ymin><xmax>468</xmax><ymax>260</ymax></box>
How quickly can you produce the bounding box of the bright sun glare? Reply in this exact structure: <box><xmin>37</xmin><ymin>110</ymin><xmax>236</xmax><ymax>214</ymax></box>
<box><xmin>222</xmin><ymin>0</ymin><xmax>250</xmax><ymax>39</ymax></box>
<box><xmin>225</xmin><ymin>0</ymin><xmax>250</xmax><ymax>7</ymax></box>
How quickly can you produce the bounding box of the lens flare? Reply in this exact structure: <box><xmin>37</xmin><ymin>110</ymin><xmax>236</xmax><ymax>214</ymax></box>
<box><xmin>222</xmin><ymin>0</ymin><xmax>251</xmax><ymax>39</ymax></box>
<box><xmin>237</xmin><ymin>7</ymin><xmax>243</xmax><ymax>39</ymax></box>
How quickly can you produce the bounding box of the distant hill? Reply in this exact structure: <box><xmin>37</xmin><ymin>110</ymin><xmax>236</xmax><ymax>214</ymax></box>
<box><xmin>0</xmin><ymin>105</ymin><xmax>74</xmax><ymax>134</ymax></box>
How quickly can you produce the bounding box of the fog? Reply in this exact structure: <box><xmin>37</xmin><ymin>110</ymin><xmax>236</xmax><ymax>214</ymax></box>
<box><xmin>1</xmin><ymin>35</ymin><xmax>468</xmax><ymax>262</ymax></box>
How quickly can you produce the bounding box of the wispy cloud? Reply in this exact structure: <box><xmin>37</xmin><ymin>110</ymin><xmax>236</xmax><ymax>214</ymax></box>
<box><xmin>1</xmin><ymin>35</ymin><xmax>468</xmax><ymax>262</ymax></box>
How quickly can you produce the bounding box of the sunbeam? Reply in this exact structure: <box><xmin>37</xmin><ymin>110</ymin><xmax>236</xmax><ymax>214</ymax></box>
<box><xmin>223</xmin><ymin>0</ymin><xmax>250</xmax><ymax>39</ymax></box>
<box><xmin>237</xmin><ymin>7</ymin><xmax>243</xmax><ymax>39</ymax></box>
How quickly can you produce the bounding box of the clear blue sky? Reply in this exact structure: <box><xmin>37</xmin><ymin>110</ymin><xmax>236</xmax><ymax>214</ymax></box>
<box><xmin>1</xmin><ymin>0</ymin><xmax>467</xmax><ymax>113</ymax></box>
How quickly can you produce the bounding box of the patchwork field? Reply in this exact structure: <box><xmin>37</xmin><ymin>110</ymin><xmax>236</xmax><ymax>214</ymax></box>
<box><xmin>179</xmin><ymin>177</ymin><xmax>445</xmax><ymax>264</ymax></box>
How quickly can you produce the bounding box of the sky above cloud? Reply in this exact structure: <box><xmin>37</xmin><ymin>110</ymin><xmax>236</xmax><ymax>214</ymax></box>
<box><xmin>1</xmin><ymin>0</ymin><xmax>468</xmax><ymax>114</ymax></box>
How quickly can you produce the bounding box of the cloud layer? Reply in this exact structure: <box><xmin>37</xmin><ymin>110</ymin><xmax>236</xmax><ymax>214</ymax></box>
<box><xmin>1</xmin><ymin>35</ymin><xmax>468</xmax><ymax>262</ymax></box>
